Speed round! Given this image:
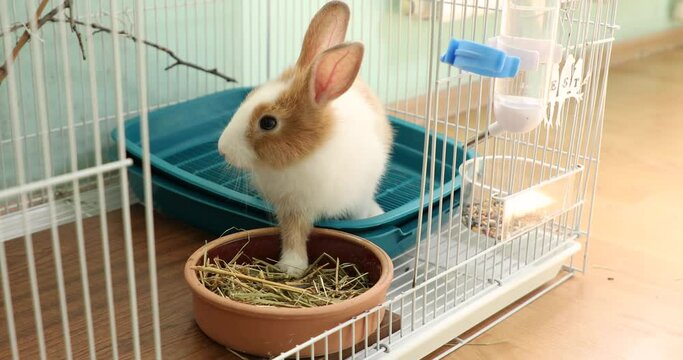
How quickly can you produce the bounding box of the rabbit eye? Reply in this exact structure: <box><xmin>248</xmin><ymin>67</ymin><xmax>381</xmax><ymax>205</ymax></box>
<box><xmin>258</xmin><ymin>115</ymin><xmax>278</xmax><ymax>131</ymax></box>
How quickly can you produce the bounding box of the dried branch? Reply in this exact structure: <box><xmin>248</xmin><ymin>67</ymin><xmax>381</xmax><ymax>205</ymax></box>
<box><xmin>0</xmin><ymin>0</ymin><xmax>54</xmax><ymax>84</ymax></box>
<box><xmin>3</xmin><ymin>23</ymin><xmax>26</xmax><ymax>35</ymax></box>
<box><xmin>0</xmin><ymin>1</ymin><xmax>66</xmax><ymax>38</ymax></box>
<box><xmin>57</xmin><ymin>17</ymin><xmax>236</xmax><ymax>83</ymax></box>
<box><xmin>0</xmin><ymin>0</ymin><xmax>236</xmax><ymax>86</ymax></box>
<box><xmin>65</xmin><ymin>4</ymin><xmax>86</xmax><ymax>60</ymax></box>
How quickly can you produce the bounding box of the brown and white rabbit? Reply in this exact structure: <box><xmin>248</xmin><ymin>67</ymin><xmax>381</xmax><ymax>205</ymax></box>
<box><xmin>217</xmin><ymin>1</ymin><xmax>393</xmax><ymax>277</ymax></box>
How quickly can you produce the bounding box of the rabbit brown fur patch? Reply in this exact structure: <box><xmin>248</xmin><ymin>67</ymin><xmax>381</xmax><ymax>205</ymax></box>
<box><xmin>247</xmin><ymin>67</ymin><xmax>333</xmax><ymax>169</ymax></box>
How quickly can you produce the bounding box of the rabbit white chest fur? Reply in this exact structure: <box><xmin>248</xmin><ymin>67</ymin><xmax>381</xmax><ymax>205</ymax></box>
<box><xmin>251</xmin><ymin>83</ymin><xmax>390</xmax><ymax>221</ymax></box>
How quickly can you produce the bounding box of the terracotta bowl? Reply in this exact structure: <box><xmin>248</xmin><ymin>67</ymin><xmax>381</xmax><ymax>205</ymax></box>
<box><xmin>184</xmin><ymin>227</ymin><xmax>394</xmax><ymax>358</ymax></box>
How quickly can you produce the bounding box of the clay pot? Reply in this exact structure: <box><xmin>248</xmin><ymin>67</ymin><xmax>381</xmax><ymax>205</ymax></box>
<box><xmin>184</xmin><ymin>227</ymin><xmax>394</xmax><ymax>358</ymax></box>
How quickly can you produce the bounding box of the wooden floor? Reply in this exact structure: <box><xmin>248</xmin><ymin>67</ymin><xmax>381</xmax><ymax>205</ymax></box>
<box><xmin>2</xmin><ymin>48</ymin><xmax>683</xmax><ymax>359</ymax></box>
<box><xmin>0</xmin><ymin>206</ymin><xmax>233</xmax><ymax>359</ymax></box>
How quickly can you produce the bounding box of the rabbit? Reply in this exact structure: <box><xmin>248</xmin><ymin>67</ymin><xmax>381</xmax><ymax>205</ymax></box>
<box><xmin>217</xmin><ymin>1</ymin><xmax>393</xmax><ymax>277</ymax></box>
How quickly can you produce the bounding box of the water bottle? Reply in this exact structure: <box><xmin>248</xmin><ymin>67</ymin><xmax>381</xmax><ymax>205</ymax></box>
<box><xmin>493</xmin><ymin>0</ymin><xmax>561</xmax><ymax>133</ymax></box>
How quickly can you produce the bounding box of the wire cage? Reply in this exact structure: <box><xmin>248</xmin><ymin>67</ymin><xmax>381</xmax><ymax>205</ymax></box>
<box><xmin>0</xmin><ymin>0</ymin><xmax>618</xmax><ymax>359</ymax></box>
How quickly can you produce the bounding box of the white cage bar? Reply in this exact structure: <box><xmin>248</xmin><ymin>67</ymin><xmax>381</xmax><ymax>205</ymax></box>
<box><xmin>0</xmin><ymin>0</ymin><xmax>617</xmax><ymax>359</ymax></box>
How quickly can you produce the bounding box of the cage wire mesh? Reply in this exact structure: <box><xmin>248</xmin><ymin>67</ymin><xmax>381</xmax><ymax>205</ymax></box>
<box><xmin>0</xmin><ymin>0</ymin><xmax>617</xmax><ymax>359</ymax></box>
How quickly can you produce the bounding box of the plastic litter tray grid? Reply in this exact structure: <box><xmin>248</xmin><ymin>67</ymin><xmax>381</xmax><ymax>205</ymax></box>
<box><xmin>160</xmin><ymin>141</ymin><xmax>425</xmax><ymax>213</ymax></box>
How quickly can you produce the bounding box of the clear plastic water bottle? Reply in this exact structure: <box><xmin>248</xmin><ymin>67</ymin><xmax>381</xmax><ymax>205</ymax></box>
<box><xmin>493</xmin><ymin>0</ymin><xmax>561</xmax><ymax>134</ymax></box>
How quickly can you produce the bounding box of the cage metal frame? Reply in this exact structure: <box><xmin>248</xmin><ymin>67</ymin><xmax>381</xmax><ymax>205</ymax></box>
<box><xmin>0</xmin><ymin>0</ymin><xmax>618</xmax><ymax>359</ymax></box>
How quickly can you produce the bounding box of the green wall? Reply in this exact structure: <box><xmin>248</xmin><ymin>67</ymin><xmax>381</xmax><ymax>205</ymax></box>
<box><xmin>615</xmin><ymin>0</ymin><xmax>681</xmax><ymax>40</ymax></box>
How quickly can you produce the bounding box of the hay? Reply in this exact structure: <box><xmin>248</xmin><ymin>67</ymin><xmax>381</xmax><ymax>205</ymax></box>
<box><xmin>192</xmin><ymin>246</ymin><xmax>371</xmax><ymax>308</ymax></box>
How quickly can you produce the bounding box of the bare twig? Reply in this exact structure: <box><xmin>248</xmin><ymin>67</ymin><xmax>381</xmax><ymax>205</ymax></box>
<box><xmin>52</xmin><ymin>17</ymin><xmax>236</xmax><ymax>83</ymax></box>
<box><xmin>0</xmin><ymin>0</ymin><xmax>54</xmax><ymax>84</ymax></box>
<box><xmin>1</xmin><ymin>0</ymin><xmax>236</xmax><ymax>86</ymax></box>
<box><xmin>0</xmin><ymin>1</ymin><xmax>66</xmax><ymax>38</ymax></box>
<box><xmin>65</xmin><ymin>3</ymin><xmax>86</xmax><ymax>60</ymax></box>
<box><xmin>50</xmin><ymin>18</ymin><xmax>237</xmax><ymax>82</ymax></box>
<box><xmin>2</xmin><ymin>22</ymin><xmax>26</xmax><ymax>35</ymax></box>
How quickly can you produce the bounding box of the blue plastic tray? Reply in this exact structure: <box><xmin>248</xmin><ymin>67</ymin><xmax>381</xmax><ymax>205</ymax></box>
<box><xmin>116</xmin><ymin>88</ymin><xmax>471</xmax><ymax>254</ymax></box>
<box><xmin>128</xmin><ymin>165</ymin><xmax>445</xmax><ymax>257</ymax></box>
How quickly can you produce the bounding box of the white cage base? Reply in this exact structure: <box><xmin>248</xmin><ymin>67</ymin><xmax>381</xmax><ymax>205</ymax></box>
<box><xmin>275</xmin><ymin>212</ymin><xmax>582</xmax><ymax>359</ymax></box>
<box><xmin>385</xmin><ymin>241</ymin><xmax>579</xmax><ymax>359</ymax></box>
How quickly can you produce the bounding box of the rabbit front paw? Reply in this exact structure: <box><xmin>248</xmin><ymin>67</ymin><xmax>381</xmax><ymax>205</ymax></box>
<box><xmin>350</xmin><ymin>200</ymin><xmax>384</xmax><ymax>220</ymax></box>
<box><xmin>276</xmin><ymin>250</ymin><xmax>308</xmax><ymax>278</ymax></box>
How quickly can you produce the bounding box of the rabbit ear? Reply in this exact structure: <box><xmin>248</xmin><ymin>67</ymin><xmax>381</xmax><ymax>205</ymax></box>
<box><xmin>308</xmin><ymin>42</ymin><xmax>363</xmax><ymax>106</ymax></box>
<box><xmin>296</xmin><ymin>1</ymin><xmax>350</xmax><ymax>69</ymax></box>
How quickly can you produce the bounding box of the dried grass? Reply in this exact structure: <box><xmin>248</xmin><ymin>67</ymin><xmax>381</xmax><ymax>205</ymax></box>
<box><xmin>192</xmin><ymin>244</ymin><xmax>371</xmax><ymax>308</ymax></box>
